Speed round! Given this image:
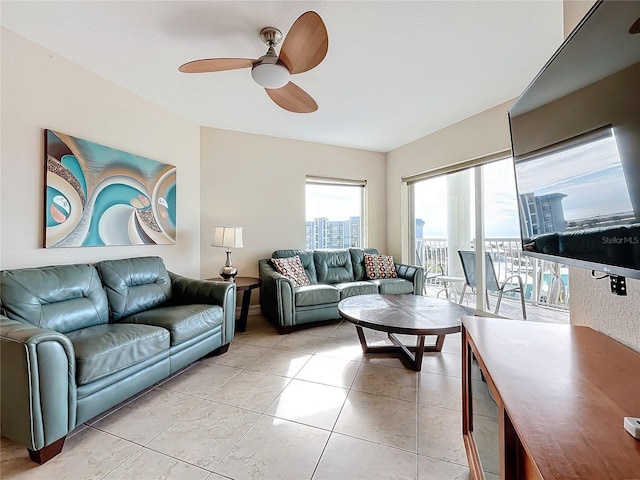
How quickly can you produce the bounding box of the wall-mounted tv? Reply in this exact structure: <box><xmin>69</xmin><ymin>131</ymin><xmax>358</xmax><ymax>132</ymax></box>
<box><xmin>509</xmin><ymin>0</ymin><xmax>640</xmax><ymax>280</ymax></box>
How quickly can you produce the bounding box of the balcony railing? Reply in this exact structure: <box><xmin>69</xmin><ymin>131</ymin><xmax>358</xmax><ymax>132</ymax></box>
<box><xmin>416</xmin><ymin>237</ymin><xmax>570</xmax><ymax>310</ymax></box>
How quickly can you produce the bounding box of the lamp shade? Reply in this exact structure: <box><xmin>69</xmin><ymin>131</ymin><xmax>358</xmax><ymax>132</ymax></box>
<box><xmin>212</xmin><ymin>226</ymin><xmax>243</xmax><ymax>249</ymax></box>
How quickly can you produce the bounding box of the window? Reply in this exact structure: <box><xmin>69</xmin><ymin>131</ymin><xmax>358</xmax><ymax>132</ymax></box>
<box><xmin>305</xmin><ymin>176</ymin><xmax>366</xmax><ymax>250</ymax></box>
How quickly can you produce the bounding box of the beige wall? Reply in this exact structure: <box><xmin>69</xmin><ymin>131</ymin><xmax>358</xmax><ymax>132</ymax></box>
<box><xmin>199</xmin><ymin>128</ymin><xmax>386</xmax><ymax>282</ymax></box>
<box><xmin>385</xmin><ymin>101</ymin><xmax>513</xmax><ymax>261</ymax></box>
<box><xmin>0</xmin><ymin>28</ymin><xmax>202</xmax><ymax>277</ymax></box>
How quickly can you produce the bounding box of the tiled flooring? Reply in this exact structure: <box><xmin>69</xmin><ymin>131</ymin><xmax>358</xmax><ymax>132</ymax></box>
<box><xmin>1</xmin><ymin>314</ymin><xmax>499</xmax><ymax>480</ymax></box>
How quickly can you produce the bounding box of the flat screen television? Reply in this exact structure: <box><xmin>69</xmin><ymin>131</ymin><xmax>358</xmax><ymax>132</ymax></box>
<box><xmin>508</xmin><ymin>0</ymin><xmax>640</xmax><ymax>280</ymax></box>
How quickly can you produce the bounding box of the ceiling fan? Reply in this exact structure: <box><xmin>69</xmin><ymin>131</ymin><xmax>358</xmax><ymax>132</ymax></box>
<box><xmin>179</xmin><ymin>11</ymin><xmax>328</xmax><ymax>113</ymax></box>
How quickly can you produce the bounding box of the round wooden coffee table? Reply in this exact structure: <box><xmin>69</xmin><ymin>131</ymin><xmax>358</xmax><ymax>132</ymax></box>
<box><xmin>338</xmin><ymin>294</ymin><xmax>474</xmax><ymax>371</ymax></box>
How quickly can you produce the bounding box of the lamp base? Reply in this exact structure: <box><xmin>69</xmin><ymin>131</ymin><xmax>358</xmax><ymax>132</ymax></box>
<box><xmin>220</xmin><ymin>265</ymin><xmax>238</xmax><ymax>281</ymax></box>
<box><xmin>220</xmin><ymin>249</ymin><xmax>238</xmax><ymax>281</ymax></box>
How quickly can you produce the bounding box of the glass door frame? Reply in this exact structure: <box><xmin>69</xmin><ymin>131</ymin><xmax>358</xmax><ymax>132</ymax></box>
<box><xmin>405</xmin><ymin>151</ymin><xmax>513</xmax><ymax>313</ymax></box>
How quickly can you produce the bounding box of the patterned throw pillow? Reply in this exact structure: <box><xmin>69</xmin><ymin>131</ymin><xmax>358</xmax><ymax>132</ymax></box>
<box><xmin>364</xmin><ymin>253</ymin><xmax>398</xmax><ymax>279</ymax></box>
<box><xmin>271</xmin><ymin>255</ymin><xmax>311</xmax><ymax>287</ymax></box>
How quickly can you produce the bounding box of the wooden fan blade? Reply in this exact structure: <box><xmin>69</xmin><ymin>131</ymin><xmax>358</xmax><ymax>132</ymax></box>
<box><xmin>179</xmin><ymin>58</ymin><xmax>255</xmax><ymax>73</ymax></box>
<box><xmin>265</xmin><ymin>82</ymin><xmax>318</xmax><ymax>113</ymax></box>
<box><xmin>279</xmin><ymin>11</ymin><xmax>328</xmax><ymax>74</ymax></box>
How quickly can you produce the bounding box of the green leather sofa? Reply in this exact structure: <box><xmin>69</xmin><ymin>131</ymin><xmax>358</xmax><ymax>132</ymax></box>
<box><xmin>259</xmin><ymin>248</ymin><xmax>424</xmax><ymax>333</ymax></box>
<box><xmin>0</xmin><ymin>256</ymin><xmax>235</xmax><ymax>464</ymax></box>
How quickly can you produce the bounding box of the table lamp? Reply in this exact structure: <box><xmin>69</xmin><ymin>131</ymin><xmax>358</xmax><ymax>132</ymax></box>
<box><xmin>212</xmin><ymin>226</ymin><xmax>243</xmax><ymax>281</ymax></box>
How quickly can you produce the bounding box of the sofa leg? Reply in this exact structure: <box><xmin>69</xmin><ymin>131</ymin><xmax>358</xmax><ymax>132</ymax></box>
<box><xmin>210</xmin><ymin>343</ymin><xmax>230</xmax><ymax>356</ymax></box>
<box><xmin>28</xmin><ymin>436</ymin><xmax>66</xmax><ymax>464</ymax></box>
<box><xmin>280</xmin><ymin>326</ymin><xmax>294</xmax><ymax>334</ymax></box>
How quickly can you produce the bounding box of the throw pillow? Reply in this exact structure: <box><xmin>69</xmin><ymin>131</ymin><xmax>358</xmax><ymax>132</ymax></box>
<box><xmin>271</xmin><ymin>255</ymin><xmax>311</xmax><ymax>287</ymax></box>
<box><xmin>364</xmin><ymin>253</ymin><xmax>398</xmax><ymax>279</ymax></box>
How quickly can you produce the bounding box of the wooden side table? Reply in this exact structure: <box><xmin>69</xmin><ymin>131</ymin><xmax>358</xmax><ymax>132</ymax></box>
<box><xmin>206</xmin><ymin>276</ymin><xmax>261</xmax><ymax>332</ymax></box>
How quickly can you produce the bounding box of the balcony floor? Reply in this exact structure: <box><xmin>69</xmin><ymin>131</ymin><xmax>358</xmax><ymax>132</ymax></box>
<box><xmin>423</xmin><ymin>284</ymin><xmax>570</xmax><ymax>325</ymax></box>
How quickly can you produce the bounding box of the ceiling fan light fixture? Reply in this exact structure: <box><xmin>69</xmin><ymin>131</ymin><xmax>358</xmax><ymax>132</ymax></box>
<box><xmin>251</xmin><ymin>62</ymin><xmax>290</xmax><ymax>89</ymax></box>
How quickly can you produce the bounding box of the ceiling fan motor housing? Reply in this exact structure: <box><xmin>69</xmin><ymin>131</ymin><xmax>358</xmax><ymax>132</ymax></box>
<box><xmin>259</xmin><ymin>27</ymin><xmax>283</xmax><ymax>47</ymax></box>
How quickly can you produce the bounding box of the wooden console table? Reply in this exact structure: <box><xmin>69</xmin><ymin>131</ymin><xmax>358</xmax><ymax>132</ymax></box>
<box><xmin>462</xmin><ymin>316</ymin><xmax>640</xmax><ymax>479</ymax></box>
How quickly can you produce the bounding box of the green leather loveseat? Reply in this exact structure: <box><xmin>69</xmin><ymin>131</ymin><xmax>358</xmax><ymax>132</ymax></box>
<box><xmin>259</xmin><ymin>248</ymin><xmax>424</xmax><ymax>333</ymax></box>
<box><xmin>0</xmin><ymin>256</ymin><xmax>235</xmax><ymax>464</ymax></box>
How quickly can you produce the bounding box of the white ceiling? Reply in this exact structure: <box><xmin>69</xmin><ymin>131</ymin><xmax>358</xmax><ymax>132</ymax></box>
<box><xmin>0</xmin><ymin>1</ymin><xmax>564</xmax><ymax>152</ymax></box>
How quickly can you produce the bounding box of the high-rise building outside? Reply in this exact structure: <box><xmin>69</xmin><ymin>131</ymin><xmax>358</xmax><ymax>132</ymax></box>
<box><xmin>306</xmin><ymin>216</ymin><xmax>361</xmax><ymax>249</ymax></box>
<box><xmin>519</xmin><ymin>192</ymin><xmax>567</xmax><ymax>237</ymax></box>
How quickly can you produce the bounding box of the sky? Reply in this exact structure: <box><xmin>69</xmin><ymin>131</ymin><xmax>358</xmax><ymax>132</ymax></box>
<box><xmin>306</xmin><ymin>184</ymin><xmax>361</xmax><ymax>221</ymax></box>
<box><xmin>414</xmin><ymin>158</ymin><xmax>521</xmax><ymax>238</ymax></box>
<box><xmin>515</xmin><ymin>133</ymin><xmax>633</xmax><ymax>221</ymax></box>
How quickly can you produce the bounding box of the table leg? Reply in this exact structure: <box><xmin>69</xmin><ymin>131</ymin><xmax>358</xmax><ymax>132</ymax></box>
<box><xmin>414</xmin><ymin>335</ymin><xmax>426</xmax><ymax>370</ymax></box>
<box><xmin>388</xmin><ymin>333</ymin><xmax>426</xmax><ymax>371</ymax></box>
<box><xmin>237</xmin><ymin>289</ymin><xmax>252</xmax><ymax>332</ymax></box>
<box><xmin>352</xmin><ymin>325</ymin><xmax>447</xmax><ymax>371</ymax></box>
<box><xmin>355</xmin><ymin>326</ymin><xmax>370</xmax><ymax>352</ymax></box>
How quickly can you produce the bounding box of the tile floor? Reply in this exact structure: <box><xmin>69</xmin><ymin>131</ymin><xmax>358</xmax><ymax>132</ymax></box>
<box><xmin>0</xmin><ymin>314</ymin><xmax>499</xmax><ymax>480</ymax></box>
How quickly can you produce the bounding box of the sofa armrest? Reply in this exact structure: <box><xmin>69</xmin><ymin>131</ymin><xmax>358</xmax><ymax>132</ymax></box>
<box><xmin>395</xmin><ymin>263</ymin><xmax>425</xmax><ymax>295</ymax></box>
<box><xmin>258</xmin><ymin>259</ymin><xmax>296</xmax><ymax>327</ymax></box>
<box><xmin>168</xmin><ymin>273</ymin><xmax>236</xmax><ymax>345</ymax></box>
<box><xmin>0</xmin><ymin>315</ymin><xmax>76</xmax><ymax>452</ymax></box>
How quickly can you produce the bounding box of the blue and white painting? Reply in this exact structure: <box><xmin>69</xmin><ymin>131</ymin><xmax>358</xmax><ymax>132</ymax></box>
<box><xmin>45</xmin><ymin>130</ymin><xmax>176</xmax><ymax>247</ymax></box>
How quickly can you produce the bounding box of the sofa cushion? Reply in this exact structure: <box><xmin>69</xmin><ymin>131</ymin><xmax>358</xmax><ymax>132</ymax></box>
<box><xmin>118</xmin><ymin>304</ymin><xmax>223</xmax><ymax>346</ymax></box>
<box><xmin>0</xmin><ymin>264</ymin><xmax>109</xmax><ymax>333</ymax></box>
<box><xmin>66</xmin><ymin>323</ymin><xmax>169</xmax><ymax>385</ymax></box>
<box><xmin>96</xmin><ymin>256</ymin><xmax>172</xmax><ymax>321</ymax></box>
<box><xmin>364</xmin><ymin>253</ymin><xmax>398</xmax><ymax>279</ymax></box>
<box><xmin>335</xmin><ymin>281</ymin><xmax>378</xmax><ymax>299</ymax></box>
<box><xmin>295</xmin><ymin>284</ymin><xmax>340</xmax><ymax>306</ymax></box>
<box><xmin>272</xmin><ymin>250</ymin><xmax>318</xmax><ymax>284</ymax></box>
<box><xmin>314</xmin><ymin>250</ymin><xmax>355</xmax><ymax>284</ymax></box>
<box><xmin>271</xmin><ymin>256</ymin><xmax>311</xmax><ymax>287</ymax></box>
<box><xmin>349</xmin><ymin>248</ymin><xmax>379</xmax><ymax>281</ymax></box>
<box><xmin>369</xmin><ymin>278</ymin><xmax>414</xmax><ymax>295</ymax></box>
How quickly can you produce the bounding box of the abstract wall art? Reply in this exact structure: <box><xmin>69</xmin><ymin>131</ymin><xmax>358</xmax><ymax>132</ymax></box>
<box><xmin>45</xmin><ymin>130</ymin><xmax>176</xmax><ymax>247</ymax></box>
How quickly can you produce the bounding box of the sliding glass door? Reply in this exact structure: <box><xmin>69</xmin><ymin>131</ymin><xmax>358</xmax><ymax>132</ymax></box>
<box><xmin>408</xmin><ymin>157</ymin><xmax>569</xmax><ymax>316</ymax></box>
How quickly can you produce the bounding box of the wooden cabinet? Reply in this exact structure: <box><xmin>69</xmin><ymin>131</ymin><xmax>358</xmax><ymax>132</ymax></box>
<box><xmin>462</xmin><ymin>316</ymin><xmax>640</xmax><ymax>479</ymax></box>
